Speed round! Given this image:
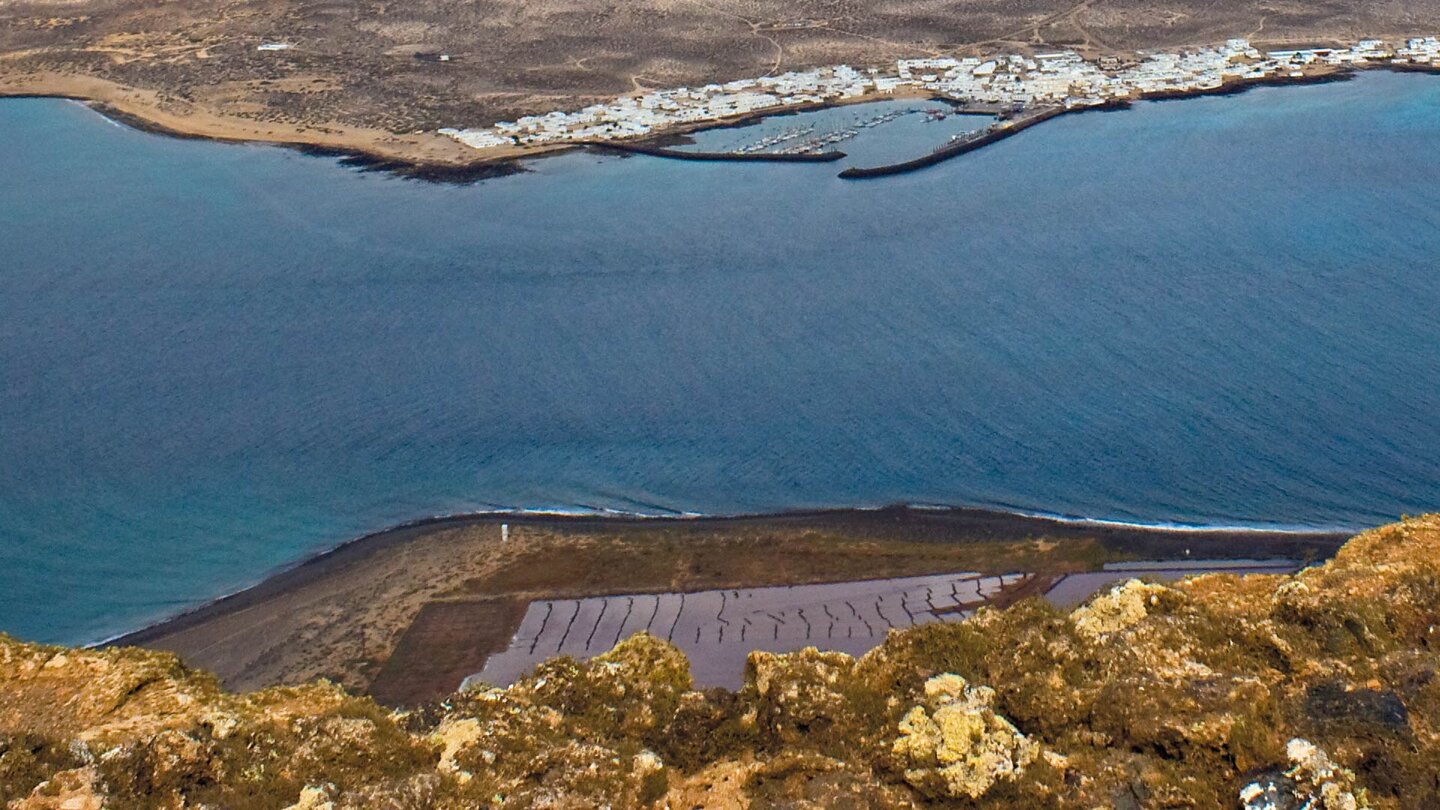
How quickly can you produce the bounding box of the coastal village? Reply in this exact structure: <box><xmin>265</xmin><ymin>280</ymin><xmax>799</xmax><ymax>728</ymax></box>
<box><xmin>439</xmin><ymin>36</ymin><xmax>1440</xmax><ymax>152</ymax></box>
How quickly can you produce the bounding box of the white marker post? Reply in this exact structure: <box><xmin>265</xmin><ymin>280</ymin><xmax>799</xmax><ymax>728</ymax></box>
<box><xmin>502</xmin><ymin>523</ymin><xmax>510</xmax><ymax>544</ymax></box>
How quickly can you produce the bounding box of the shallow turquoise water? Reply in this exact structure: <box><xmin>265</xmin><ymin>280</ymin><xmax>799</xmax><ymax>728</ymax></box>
<box><xmin>2</xmin><ymin>71</ymin><xmax>1439</xmax><ymax>644</ymax></box>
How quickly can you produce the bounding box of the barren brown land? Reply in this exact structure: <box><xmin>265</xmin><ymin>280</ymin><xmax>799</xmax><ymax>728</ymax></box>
<box><xmin>113</xmin><ymin>506</ymin><xmax>1347</xmax><ymax>707</ymax></box>
<box><xmin>2</xmin><ymin>0</ymin><xmax>1438</xmax><ymax>167</ymax></box>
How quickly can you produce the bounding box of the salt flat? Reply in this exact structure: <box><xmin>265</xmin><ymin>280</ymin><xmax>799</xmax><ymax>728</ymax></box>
<box><xmin>473</xmin><ymin>559</ymin><xmax>1307</xmax><ymax>688</ymax></box>
<box><xmin>474</xmin><ymin>572</ymin><xmax>1025</xmax><ymax>688</ymax></box>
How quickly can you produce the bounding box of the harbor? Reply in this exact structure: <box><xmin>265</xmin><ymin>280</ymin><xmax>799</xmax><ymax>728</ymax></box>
<box><xmin>439</xmin><ymin>36</ymin><xmax>1440</xmax><ymax>172</ymax></box>
<box><xmin>580</xmin><ymin>101</ymin><xmax>1006</xmax><ymax>170</ymax></box>
<box><xmin>837</xmin><ymin>104</ymin><xmax>1075</xmax><ymax>179</ymax></box>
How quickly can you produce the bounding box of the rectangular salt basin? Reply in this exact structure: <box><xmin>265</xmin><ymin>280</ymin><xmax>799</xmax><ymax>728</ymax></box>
<box><xmin>1042</xmin><ymin>560</ymin><xmax>1301</xmax><ymax>609</ymax></box>
<box><xmin>467</xmin><ymin>560</ymin><xmax>1302</xmax><ymax>690</ymax></box>
<box><xmin>469</xmin><ymin>571</ymin><xmax>1021</xmax><ymax>689</ymax></box>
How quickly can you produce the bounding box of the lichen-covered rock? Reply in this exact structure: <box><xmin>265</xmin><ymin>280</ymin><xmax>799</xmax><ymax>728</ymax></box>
<box><xmin>422</xmin><ymin>634</ymin><xmax>688</xmax><ymax>808</ymax></box>
<box><xmin>282</xmin><ymin>784</ymin><xmax>335</xmax><ymax>810</ymax></box>
<box><xmin>0</xmin><ymin>639</ymin><xmax>226</xmax><ymax>746</ymax></box>
<box><xmin>7</xmin><ymin>766</ymin><xmax>106</xmax><ymax>810</ymax></box>
<box><xmin>1070</xmin><ymin>578</ymin><xmax>1179</xmax><ymax>641</ymax></box>
<box><xmin>516</xmin><ymin>631</ymin><xmax>692</xmax><ymax>742</ymax></box>
<box><xmin>1239</xmin><ymin>738</ymin><xmax>1368</xmax><ymax>810</ymax></box>
<box><xmin>890</xmin><ymin>673</ymin><xmax>1037</xmax><ymax>800</ymax></box>
<box><xmin>744</xmin><ymin>647</ymin><xmax>860</xmax><ymax>752</ymax></box>
<box><xmin>431</xmin><ymin>716</ymin><xmax>482</xmax><ymax>775</ymax></box>
<box><xmin>655</xmin><ymin>688</ymin><xmax>752</xmax><ymax>769</ymax></box>
<box><xmin>663</xmin><ymin>755</ymin><xmax>761</xmax><ymax>810</ymax></box>
<box><xmin>740</xmin><ymin>751</ymin><xmax>919</xmax><ymax>809</ymax></box>
<box><xmin>1284</xmin><ymin>738</ymin><xmax>1366</xmax><ymax>809</ymax></box>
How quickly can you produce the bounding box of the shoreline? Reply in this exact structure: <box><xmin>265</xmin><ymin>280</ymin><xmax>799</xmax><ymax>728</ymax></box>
<box><xmin>837</xmin><ymin>67</ymin><xmax>1364</xmax><ymax>179</ymax></box>
<box><xmin>5</xmin><ymin>64</ymin><xmax>1430</xmax><ymax>184</ymax></box>
<box><xmin>84</xmin><ymin>100</ymin><xmax>534</xmax><ymax>184</ymax></box>
<box><xmin>0</xmin><ymin>73</ymin><xmax>540</xmax><ymax>183</ymax></box>
<box><xmin>109</xmin><ymin>502</ymin><xmax>1355</xmax><ymax>651</ymax></box>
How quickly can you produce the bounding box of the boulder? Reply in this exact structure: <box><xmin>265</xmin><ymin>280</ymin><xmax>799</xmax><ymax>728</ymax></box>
<box><xmin>890</xmin><ymin>673</ymin><xmax>1037</xmax><ymax>800</ymax></box>
<box><xmin>1070</xmin><ymin>579</ymin><xmax>1178</xmax><ymax>641</ymax></box>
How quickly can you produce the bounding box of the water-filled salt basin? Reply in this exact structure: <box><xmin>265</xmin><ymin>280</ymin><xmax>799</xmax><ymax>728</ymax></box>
<box><xmin>472</xmin><ymin>572</ymin><xmax>1024</xmax><ymax>688</ymax></box>
<box><xmin>1041</xmin><ymin>559</ymin><xmax>1302</xmax><ymax>609</ymax></box>
<box><xmin>2</xmin><ymin>71</ymin><xmax>1439</xmax><ymax>645</ymax></box>
<box><xmin>469</xmin><ymin>560</ymin><xmax>1299</xmax><ymax>689</ymax></box>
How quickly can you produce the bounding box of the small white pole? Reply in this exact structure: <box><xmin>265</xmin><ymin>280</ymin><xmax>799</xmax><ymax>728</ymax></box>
<box><xmin>502</xmin><ymin>523</ymin><xmax>509</xmax><ymax>543</ymax></box>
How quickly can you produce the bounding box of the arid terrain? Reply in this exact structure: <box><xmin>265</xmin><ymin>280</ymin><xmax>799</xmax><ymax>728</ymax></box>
<box><xmin>3</xmin><ymin>0</ymin><xmax>1438</xmax><ymax>165</ymax></box>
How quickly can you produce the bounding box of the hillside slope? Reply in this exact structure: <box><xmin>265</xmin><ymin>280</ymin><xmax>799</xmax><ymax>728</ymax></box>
<box><xmin>4</xmin><ymin>516</ymin><xmax>1438</xmax><ymax>808</ymax></box>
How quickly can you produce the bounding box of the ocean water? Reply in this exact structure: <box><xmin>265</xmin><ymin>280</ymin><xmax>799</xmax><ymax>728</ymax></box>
<box><xmin>2</xmin><ymin>71</ymin><xmax>1439</xmax><ymax>644</ymax></box>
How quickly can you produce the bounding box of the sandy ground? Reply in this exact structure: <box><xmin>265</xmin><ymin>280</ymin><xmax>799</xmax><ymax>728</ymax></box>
<box><xmin>0</xmin><ymin>72</ymin><xmax>495</xmax><ymax>167</ymax></box>
<box><xmin>110</xmin><ymin>506</ymin><xmax>1347</xmax><ymax>705</ymax></box>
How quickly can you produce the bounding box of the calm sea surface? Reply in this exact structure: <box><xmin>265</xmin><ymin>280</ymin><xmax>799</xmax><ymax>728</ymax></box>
<box><xmin>3</xmin><ymin>72</ymin><xmax>1439</xmax><ymax>644</ymax></box>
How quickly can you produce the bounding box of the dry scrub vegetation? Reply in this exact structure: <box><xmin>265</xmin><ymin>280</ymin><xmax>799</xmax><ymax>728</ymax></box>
<box><xmin>4</xmin><ymin>516</ymin><xmax>1438</xmax><ymax>808</ymax></box>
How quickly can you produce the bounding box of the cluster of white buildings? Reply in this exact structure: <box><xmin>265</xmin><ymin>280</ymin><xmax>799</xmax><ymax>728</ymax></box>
<box><xmin>440</xmin><ymin>36</ymin><xmax>1440</xmax><ymax>152</ymax></box>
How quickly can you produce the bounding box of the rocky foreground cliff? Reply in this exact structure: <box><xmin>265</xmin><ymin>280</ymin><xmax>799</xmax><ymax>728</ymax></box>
<box><xmin>4</xmin><ymin>516</ymin><xmax>1438</xmax><ymax>809</ymax></box>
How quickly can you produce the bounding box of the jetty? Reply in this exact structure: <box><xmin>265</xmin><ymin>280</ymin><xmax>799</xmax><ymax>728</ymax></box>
<box><xmin>837</xmin><ymin>105</ymin><xmax>1073</xmax><ymax>179</ymax></box>
<box><xmin>583</xmin><ymin>141</ymin><xmax>845</xmax><ymax>163</ymax></box>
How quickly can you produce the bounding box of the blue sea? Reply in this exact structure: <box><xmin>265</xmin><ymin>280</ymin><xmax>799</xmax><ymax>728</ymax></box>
<box><xmin>2</xmin><ymin>71</ymin><xmax>1439</xmax><ymax>645</ymax></box>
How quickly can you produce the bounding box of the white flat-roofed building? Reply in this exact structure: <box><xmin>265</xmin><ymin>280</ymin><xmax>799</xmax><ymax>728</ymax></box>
<box><xmin>437</xmin><ymin>36</ymin><xmax>1433</xmax><ymax>151</ymax></box>
<box><xmin>438</xmin><ymin>128</ymin><xmax>516</xmax><ymax>149</ymax></box>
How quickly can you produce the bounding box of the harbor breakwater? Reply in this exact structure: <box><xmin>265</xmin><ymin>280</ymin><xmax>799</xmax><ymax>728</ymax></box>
<box><xmin>838</xmin><ymin>105</ymin><xmax>1075</xmax><ymax>179</ymax></box>
<box><xmin>836</xmin><ymin>69</ymin><xmax>1372</xmax><ymax>179</ymax></box>
<box><xmin>582</xmin><ymin>141</ymin><xmax>846</xmax><ymax>162</ymax></box>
